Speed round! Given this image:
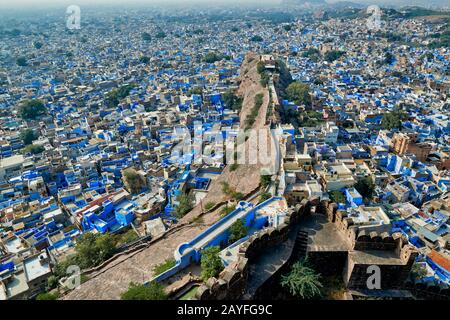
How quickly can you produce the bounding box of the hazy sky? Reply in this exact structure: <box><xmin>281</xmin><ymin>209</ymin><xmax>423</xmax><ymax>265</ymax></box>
<box><xmin>0</xmin><ymin>0</ymin><xmax>447</xmax><ymax>9</ymax></box>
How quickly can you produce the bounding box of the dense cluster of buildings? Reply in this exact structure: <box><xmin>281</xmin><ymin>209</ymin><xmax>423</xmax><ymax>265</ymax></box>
<box><xmin>0</xmin><ymin>5</ymin><xmax>448</xmax><ymax>299</ymax></box>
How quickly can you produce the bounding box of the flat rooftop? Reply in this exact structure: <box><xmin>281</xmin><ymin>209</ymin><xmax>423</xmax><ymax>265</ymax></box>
<box><xmin>24</xmin><ymin>254</ymin><xmax>51</xmax><ymax>282</ymax></box>
<box><xmin>300</xmin><ymin>214</ymin><xmax>352</xmax><ymax>252</ymax></box>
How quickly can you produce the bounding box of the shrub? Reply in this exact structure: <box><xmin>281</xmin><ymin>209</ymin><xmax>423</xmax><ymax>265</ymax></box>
<box><xmin>281</xmin><ymin>258</ymin><xmax>322</xmax><ymax>299</ymax></box>
<box><xmin>121</xmin><ymin>282</ymin><xmax>167</xmax><ymax>300</ymax></box>
<box><xmin>220</xmin><ymin>205</ymin><xmax>236</xmax><ymax>218</ymax></box>
<box><xmin>258</xmin><ymin>192</ymin><xmax>272</xmax><ymax>204</ymax></box>
<box><xmin>229</xmin><ymin>219</ymin><xmax>247</xmax><ymax>244</ymax></box>
<box><xmin>174</xmin><ymin>193</ymin><xmax>195</xmax><ymax>218</ymax></box>
<box><xmin>204</xmin><ymin>202</ymin><xmax>215</xmax><ymax>211</ymax></box>
<box><xmin>260</xmin><ymin>175</ymin><xmax>272</xmax><ymax>188</ymax></box>
<box><xmin>36</xmin><ymin>292</ymin><xmax>59</xmax><ymax>300</ymax></box>
<box><xmin>153</xmin><ymin>259</ymin><xmax>177</xmax><ymax>276</ymax></box>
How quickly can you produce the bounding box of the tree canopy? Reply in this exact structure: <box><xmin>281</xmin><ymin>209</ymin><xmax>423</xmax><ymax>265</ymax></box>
<box><xmin>23</xmin><ymin>144</ymin><xmax>44</xmax><ymax>155</ymax></box>
<box><xmin>18</xmin><ymin>100</ymin><xmax>47</xmax><ymax>120</ymax></box>
<box><xmin>200</xmin><ymin>246</ymin><xmax>224</xmax><ymax>281</ymax></box>
<box><xmin>174</xmin><ymin>193</ymin><xmax>195</xmax><ymax>219</ymax></box>
<box><xmin>16</xmin><ymin>57</ymin><xmax>28</xmax><ymax>66</ymax></box>
<box><xmin>286</xmin><ymin>82</ymin><xmax>311</xmax><ymax>107</ymax></box>
<box><xmin>122</xmin><ymin>168</ymin><xmax>146</xmax><ymax>194</ymax></box>
<box><xmin>229</xmin><ymin>219</ymin><xmax>247</xmax><ymax>244</ymax></box>
<box><xmin>139</xmin><ymin>56</ymin><xmax>150</xmax><ymax>64</ymax></box>
<box><xmin>142</xmin><ymin>32</ymin><xmax>151</xmax><ymax>41</ymax></box>
<box><xmin>20</xmin><ymin>128</ymin><xmax>38</xmax><ymax>145</ymax></box>
<box><xmin>354</xmin><ymin>176</ymin><xmax>375</xmax><ymax>200</ymax></box>
<box><xmin>187</xmin><ymin>87</ymin><xmax>203</xmax><ymax>96</ymax></box>
<box><xmin>34</xmin><ymin>41</ymin><xmax>43</xmax><ymax>49</ymax></box>
<box><xmin>381</xmin><ymin>109</ymin><xmax>407</xmax><ymax>130</ymax></box>
<box><xmin>323</xmin><ymin>50</ymin><xmax>345</xmax><ymax>63</ymax></box>
<box><xmin>329</xmin><ymin>191</ymin><xmax>345</xmax><ymax>204</ymax></box>
<box><xmin>73</xmin><ymin>232</ymin><xmax>116</xmax><ymax>269</ymax></box>
<box><xmin>260</xmin><ymin>175</ymin><xmax>272</xmax><ymax>188</ymax></box>
<box><xmin>222</xmin><ymin>90</ymin><xmax>243</xmax><ymax>112</ymax></box>
<box><xmin>203</xmin><ymin>52</ymin><xmax>229</xmax><ymax>63</ymax></box>
<box><xmin>250</xmin><ymin>35</ymin><xmax>263</xmax><ymax>42</ymax></box>
<box><xmin>104</xmin><ymin>84</ymin><xmax>135</xmax><ymax>107</ymax></box>
<box><xmin>121</xmin><ymin>282</ymin><xmax>167</xmax><ymax>300</ymax></box>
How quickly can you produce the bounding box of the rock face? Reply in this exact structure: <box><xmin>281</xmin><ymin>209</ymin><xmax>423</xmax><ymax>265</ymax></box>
<box><xmin>237</xmin><ymin>52</ymin><xmax>270</xmax><ymax>131</ymax></box>
<box><xmin>181</xmin><ymin>53</ymin><xmax>276</xmax><ymax>224</ymax></box>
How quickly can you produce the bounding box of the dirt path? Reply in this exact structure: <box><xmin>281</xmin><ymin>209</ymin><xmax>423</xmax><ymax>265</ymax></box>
<box><xmin>62</xmin><ymin>224</ymin><xmax>208</xmax><ymax>300</ymax></box>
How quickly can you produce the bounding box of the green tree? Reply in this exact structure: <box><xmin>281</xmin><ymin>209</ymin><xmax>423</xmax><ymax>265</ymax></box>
<box><xmin>139</xmin><ymin>56</ymin><xmax>150</xmax><ymax>64</ymax></box>
<box><xmin>302</xmin><ymin>48</ymin><xmax>320</xmax><ymax>58</ymax></box>
<box><xmin>122</xmin><ymin>168</ymin><xmax>146</xmax><ymax>194</ymax></box>
<box><xmin>381</xmin><ymin>109</ymin><xmax>407</xmax><ymax>130</ymax></box>
<box><xmin>46</xmin><ymin>275</ymin><xmax>59</xmax><ymax>291</ymax></box>
<box><xmin>383</xmin><ymin>51</ymin><xmax>395</xmax><ymax>65</ymax></box>
<box><xmin>16</xmin><ymin>57</ymin><xmax>28</xmax><ymax>66</ymax></box>
<box><xmin>187</xmin><ymin>87</ymin><xmax>203</xmax><ymax>96</ymax></box>
<box><xmin>204</xmin><ymin>202</ymin><xmax>215</xmax><ymax>211</ymax></box>
<box><xmin>220</xmin><ymin>181</ymin><xmax>232</xmax><ymax>194</ymax></box>
<box><xmin>104</xmin><ymin>84</ymin><xmax>135</xmax><ymax>108</ymax></box>
<box><xmin>142</xmin><ymin>32</ymin><xmax>151</xmax><ymax>41</ymax></box>
<box><xmin>222</xmin><ymin>90</ymin><xmax>242</xmax><ymax>111</ymax></box>
<box><xmin>20</xmin><ymin>128</ymin><xmax>38</xmax><ymax>145</ymax></box>
<box><xmin>200</xmin><ymin>246</ymin><xmax>224</xmax><ymax>281</ymax></box>
<box><xmin>203</xmin><ymin>52</ymin><xmax>224</xmax><ymax>63</ymax></box>
<box><xmin>281</xmin><ymin>259</ymin><xmax>323</xmax><ymax>299</ymax></box>
<box><xmin>155</xmin><ymin>31</ymin><xmax>166</xmax><ymax>39</ymax></box>
<box><xmin>258</xmin><ymin>192</ymin><xmax>272</xmax><ymax>204</ymax></box>
<box><xmin>18</xmin><ymin>99</ymin><xmax>46</xmax><ymax>120</ymax></box>
<box><xmin>23</xmin><ymin>144</ymin><xmax>44</xmax><ymax>155</ymax></box>
<box><xmin>115</xmin><ymin>229</ymin><xmax>139</xmax><ymax>247</ymax></box>
<box><xmin>36</xmin><ymin>292</ymin><xmax>59</xmax><ymax>300</ymax></box>
<box><xmin>232</xmin><ymin>191</ymin><xmax>244</xmax><ymax>201</ymax></box>
<box><xmin>121</xmin><ymin>282</ymin><xmax>167</xmax><ymax>300</ymax></box>
<box><xmin>324</xmin><ymin>50</ymin><xmax>345</xmax><ymax>62</ymax></box>
<box><xmin>286</xmin><ymin>82</ymin><xmax>311</xmax><ymax>107</ymax></box>
<box><xmin>329</xmin><ymin>191</ymin><xmax>345</xmax><ymax>204</ymax></box>
<box><xmin>74</xmin><ymin>233</ymin><xmax>116</xmax><ymax>269</ymax></box>
<box><xmin>250</xmin><ymin>35</ymin><xmax>263</xmax><ymax>42</ymax></box>
<box><xmin>260</xmin><ymin>175</ymin><xmax>272</xmax><ymax>188</ymax></box>
<box><xmin>34</xmin><ymin>41</ymin><xmax>43</xmax><ymax>49</ymax></box>
<box><xmin>411</xmin><ymin>262</ymin><xmax>427</xmax><ymax>279</ymax></box>
<box><xmin>229</xmin><ymin>219</ymin><xmax>247</xmax><ymax>244</ymax></box>
<box><xmin>174</xmin><ymin>193</ymin><xmax>195</xmax><ymax>218</ymax></box>
<box><xmin>354</xmin><ymin>176</ymin><xmax>375</xmax><ymax>200</ymax></box>
<box><xmin>257</xmin><ymin>61</ymin><xmax>266</xmax><ymax>74</ymax></box>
